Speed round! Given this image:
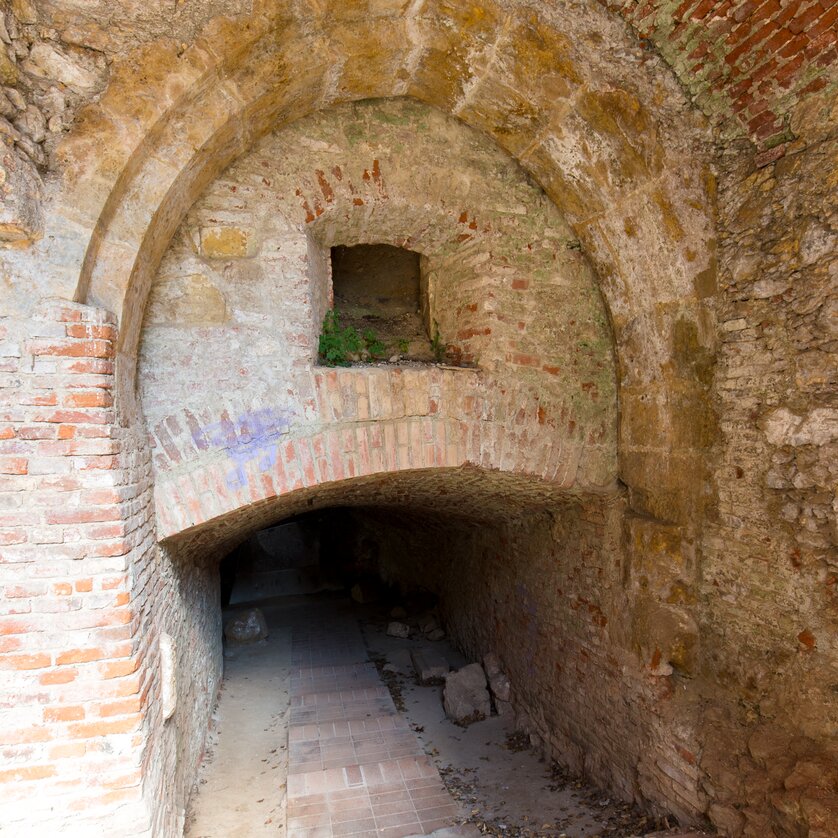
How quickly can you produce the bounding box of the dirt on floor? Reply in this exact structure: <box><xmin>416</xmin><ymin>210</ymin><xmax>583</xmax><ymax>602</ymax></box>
<box><xmin>185</xmin><ymin>593</ymin><xmax>713</xmax><ymax>838</ymax></box>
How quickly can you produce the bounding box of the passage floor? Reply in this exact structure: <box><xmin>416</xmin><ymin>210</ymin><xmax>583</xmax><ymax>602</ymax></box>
<box><xmin>185</xmin><ymin>594</ymin><xmax>711</xmax><ymax>838</ymax></box>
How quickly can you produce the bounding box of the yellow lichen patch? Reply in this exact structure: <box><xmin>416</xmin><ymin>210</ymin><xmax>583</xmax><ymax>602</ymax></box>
<box><xmin>652</xmin><ymin>189</ymin><xmax>685</xmax><ymax>243</ymax></box>
<box><xmin>524</xmin><ymin>141</ymin><xmax>605</xmax><ymax>219</ymax></box>
<box><xmin>409</xmin><ymin>43</ymin><xmax>475</xmax><ymax>112</ymax></box>
<box><xmin>457</xmin><ymin>73</ymin><xmax>547</xmax><ymax>159</ymax></box>
<box><xmin>504</xmin><ymin>12</ymin><xmax>581</xmax><ymax>88</ymax></box>
<box><xmin>576</xmin><ymin>88</ymin><xmax>663</xmax><ymax>184</ymax></box>
<box><xmin>432</xmin><ymin>0</ymin><xmax>507</xmax><ymax>40</ymax></box>
<box><xmin>330</xmin><ymin>19</ymin><xmax>409</xmax><ymax>99</ymax></box>
<box><xmin>55</xmin><ymin>103</ymin><xmax>131</xmax><ymax>187</ymax></box>
<box><xmin>199</xmin><ymin>227</ymin><xmax>257</xmax><ymax>259</ymax></box>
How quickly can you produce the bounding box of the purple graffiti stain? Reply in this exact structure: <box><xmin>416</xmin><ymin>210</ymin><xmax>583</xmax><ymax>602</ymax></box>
<box><xmin>192</xmin><ymin>406</ymin><xmax>294</xmax><ymax>490</ymax></box>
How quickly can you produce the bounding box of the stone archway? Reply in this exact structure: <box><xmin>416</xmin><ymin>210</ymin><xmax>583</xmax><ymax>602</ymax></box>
<box><xmin>0</xmin><ymin>4</ymin><xmax>721</xmax><ymax>835</ymax></box>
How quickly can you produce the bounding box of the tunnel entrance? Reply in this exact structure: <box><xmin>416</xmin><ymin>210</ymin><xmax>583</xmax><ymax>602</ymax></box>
<box><xmin>182</xmin><ymin>487</ymin><xmax>683</xmax><ymax>837</ymax></box>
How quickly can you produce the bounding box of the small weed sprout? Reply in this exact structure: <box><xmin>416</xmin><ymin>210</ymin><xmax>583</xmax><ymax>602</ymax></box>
<box><xmin>318</xmin><ymin>310</ymin><xmax>362</xmax><ymax>366</ymax></box>
<box><xmin>363</xmin><ymin>329</ymin><xmax>386</xmax><ymax>359</ymax></box>
<box><xmin>318</xmin><ymin>311</ymin><xmax>387</xmax><ymax>366</ymax></box>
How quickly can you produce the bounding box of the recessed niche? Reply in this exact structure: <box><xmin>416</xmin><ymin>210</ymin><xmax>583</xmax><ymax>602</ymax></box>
<box><xmin>322</xmin><ymin>244</ymin><xmax>438</xmax><ymax>364</ymax></box>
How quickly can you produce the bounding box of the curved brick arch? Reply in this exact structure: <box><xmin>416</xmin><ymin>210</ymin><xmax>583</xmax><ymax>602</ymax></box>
<box><xmin>156</xmin><ymin>394</ymin><xmax>584</xmax><ymax>543</ymax></box>
<box><xmin>137</xmin><ymin>99</ymin><xmax>618</xmax><ymax>538</ymax></box>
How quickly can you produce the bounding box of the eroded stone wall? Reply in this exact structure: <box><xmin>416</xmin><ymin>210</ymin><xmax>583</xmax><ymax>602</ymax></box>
<box><xmin>697</xmin><ymin>94</ymin><xmax>838</xmax><ymax>836</ymax></box>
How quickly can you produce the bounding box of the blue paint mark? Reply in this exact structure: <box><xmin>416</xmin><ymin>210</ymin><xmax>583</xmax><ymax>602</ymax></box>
<box><xmin>193</xmin><ymin>407</ymin><xmax>294</xmax><ymax>490</ymax></box>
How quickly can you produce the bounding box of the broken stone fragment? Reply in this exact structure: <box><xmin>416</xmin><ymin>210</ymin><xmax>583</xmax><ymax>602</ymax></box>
<box><xmin>495</xmin><ymin>698</ymin><xmax>513</xmax><ymax>717</ymax></box>
<box><xmin>443</xmin><ymin>663</ymin><xmax>491</xmax><ymax>725</ymax></box>
<box><xmin>223</xmin><ymin>607</ymin><xmax>268</xmax><ymax>644</ymax></box>
<box><xmin>0</xmin><ymin>138</ymin><xmax>42</xmax><ymax>245</ymax></box>
<box><xmin>23</xmin><ymin>43</ymin><xmax>102</xmax><ymax>93</ymax></box>
<box><xmin>483</xmin><ymin>651</ymin><xmax>511</xmax><ymax>703</ymax></box>
<box><xmin>383</xmin><ymin>648</ymin><xmax>413</xmax><ymax>676</ymax></box>
<box><xmin>0</xmin><ymin>45</ymin><xmax>18</xmax><ymax>86</ymax></box>
<box><xmin>426</xmin><ymin>628</ymin><xmax>445</xmax><ymax>641</ymax></box>
<box><xmin>386</xmin><ymin>621</ymin><xmax>410</xmax><ymax>638</ymax></box>
<box><xmin>0</xmin><ymin>89</ymin><xmax>15</xmax><ymax>119</ymax></box>
<box><xmin>411</xmin><ymin>649</ymin><xmax>448</xmax><ymax>684</ymax></box>
<box><xmin>404</xmin><ymin>826</ymin><xmax>482</xmax><ymax>838</ymax></box>
<box><xmin>3</xmin><ymin>86</ymin><xmax>24</xmax><ymax>111</ymax></box>
<box><xmin>15</xmin><ymin>104</ymin><xmax>45</xmax><ymax>144</ymax></box>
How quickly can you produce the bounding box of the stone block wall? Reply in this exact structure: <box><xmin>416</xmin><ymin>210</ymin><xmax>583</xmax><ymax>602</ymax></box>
<box><xmin>697</xmin><ymin>97</ymin><xmax>838</xmax><ymax>836</ymax></box>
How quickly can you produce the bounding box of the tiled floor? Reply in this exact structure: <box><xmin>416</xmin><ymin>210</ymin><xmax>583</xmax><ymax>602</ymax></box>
<box><xmin>285</xmin><ymin>603</ymin><xmax>462</xmax><ymax>838</ymax></box>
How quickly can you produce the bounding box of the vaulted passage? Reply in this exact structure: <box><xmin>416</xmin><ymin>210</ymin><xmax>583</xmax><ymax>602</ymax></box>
<box><xmin>185</xmin><ymin>499</ymin><xmax>683</xmax><ymax>837</ymax></box>
<box><xmin>2</xmin><ymin>1</ymin><xmax>834</xmax><ymax>835</ymax></box>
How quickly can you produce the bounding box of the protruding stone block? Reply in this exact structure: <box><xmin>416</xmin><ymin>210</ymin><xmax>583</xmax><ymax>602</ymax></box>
<box><xmin>0</xmin><ymin>141</ymin><xmax>42</xmax><ymax>246</ymax></box>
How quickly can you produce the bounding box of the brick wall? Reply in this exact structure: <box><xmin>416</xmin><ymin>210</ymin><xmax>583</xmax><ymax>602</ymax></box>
<box><xmin>604</xmin><ymin>0</ymin><xmax>837</xmax><ymax>151</ymax></box>
<box><xmin>137</xmin><ymin>99</ymin><xmax>617</xmax><ymax>540</ymax></box>
<box><xmin>345</xmin><ymin>499</ymin><xmax>705</xmax><ymax>824</ymax></box>
<box><xmin>0</xmin><ymin>301</ymin><xmax>159</xmax><ymax>834</ymax></box>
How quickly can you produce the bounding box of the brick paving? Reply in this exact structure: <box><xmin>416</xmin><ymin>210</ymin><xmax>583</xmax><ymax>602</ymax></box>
<box><xmin>285</xmin><ymin>603</ymin><xmax>461</xmax><ymax>838</ymax></box>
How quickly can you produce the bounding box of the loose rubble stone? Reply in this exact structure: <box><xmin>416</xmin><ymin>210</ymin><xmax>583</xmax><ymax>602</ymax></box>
<box><xmin>24</xmin><ymin>43</ymin><xmax>102</xmax><ymax>92</ymax></box>
<box><xmin>483</xmin><ymin>652</ymin><xmax>511</xmax><ymax>703</ymax></box>
<box><xmin>0</xmin><ymin>139</ymin><xmax>41</xmax><ymax>243</ymax></box>
<box><xmin>426</xmin><ymin>627</ymin><xmax>446</xmax><ymax>641</ymax></box>
<box><xmin>418</xmin><ymin>614</ymin><xmax>438</xmax><ymax>633</ymax></box>
<box><xmin>404</xmin><ymin>827</ymin><xmax>482</xmax><ymax>838</ymax></box>
<box><xmin>383</xmin><ymin>648</ymin><xmax>413</xmax><ymax>677</ymax></box>
<box><xmin>386</xmin><ymin>621</ymin><xmax>410</xmax><ymax>638</ymax></box>
<box><xmin>223</xmin><ymin>608</ymin><xmax>268</xmax><ymax>644</ymax></box>
<box><xmin>443</xmin><ymin>663</ymin><xmax>491</xmax><ymax>725</ymax></box>
<box><xmin>411</xmin><ymin>649</ymin><xmax>449</xmax><ymax>684</ymax></box>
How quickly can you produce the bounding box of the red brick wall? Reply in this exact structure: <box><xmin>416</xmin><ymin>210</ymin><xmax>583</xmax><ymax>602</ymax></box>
<box><xmin>603</xmin><ymin>0</ymin><xmax>837</xmax><ymax>152</ymax></box>
<box><xmin>0</xmin><ymin>301</ymin><xmax>159</xmax><ymax>833</ymax></box>
<box><xmin>348</xmin><ymin>499</ymin><xmax>705</xmax><ymax>824</ymax></box>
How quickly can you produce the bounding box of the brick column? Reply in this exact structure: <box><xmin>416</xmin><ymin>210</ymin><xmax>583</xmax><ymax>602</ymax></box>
<box><xmin>0</xmin><ymin>300</ymin><xmax>158</xmax><ymax>836</ymax></box>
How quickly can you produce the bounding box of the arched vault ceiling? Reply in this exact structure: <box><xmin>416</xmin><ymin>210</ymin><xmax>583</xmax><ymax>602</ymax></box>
<box><xmin>36</xmin><ymin>0</ymin><xmax>719</xmax><ymax>525</ymax></box>
<box><xmin>49</xmin><ymin>0</ymin><xmax>714</xmax><ymax>353</ymax></box>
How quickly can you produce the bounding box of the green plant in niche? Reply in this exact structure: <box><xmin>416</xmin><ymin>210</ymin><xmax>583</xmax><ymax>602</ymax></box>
<box><xmin>396</xmin><ymin>338</ymin><xmax>410</xmax><ymax>355</ymax></box>
<box><xmin>318</xmin><ymin>310</ymin><xmax>362</xmax><ymax>366</ymax></box>
<box><xmin>318</xmin><ymin>311</ymin><xmax>387</xmax><ymax>366</ymax></box>
<box><xmin>431</xmin><ymin>319</ymin><xmax>445</xmax><ymax>363</ymax></box>
<box><xmin>363</xmin><ymin>329</ymin><xmax>386</xmax><ymax>359</ymax></box>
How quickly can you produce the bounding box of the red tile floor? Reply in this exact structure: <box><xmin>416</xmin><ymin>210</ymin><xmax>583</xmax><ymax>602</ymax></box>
<box><xmin>285</xmin><ymin>605</ymin><xmax>464</xmax><ymax>838</ymax></box>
